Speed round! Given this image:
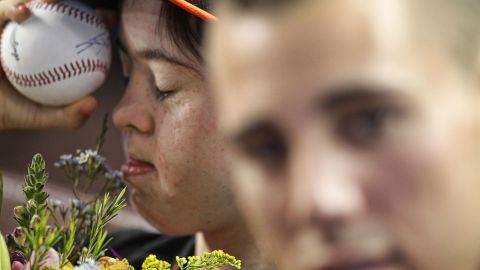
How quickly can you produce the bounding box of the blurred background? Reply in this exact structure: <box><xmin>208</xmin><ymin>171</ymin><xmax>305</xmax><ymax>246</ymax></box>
<box><xmin>0</xmin><ymin>42</ymin><xmax>154</xmax><ymax>234</ymax></box>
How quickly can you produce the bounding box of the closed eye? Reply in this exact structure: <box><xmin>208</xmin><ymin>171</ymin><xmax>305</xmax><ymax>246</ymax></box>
<box><xmin>155</xmin><ymin>88</ymin><xmax>177</xmax><ymax>101</ymax></box>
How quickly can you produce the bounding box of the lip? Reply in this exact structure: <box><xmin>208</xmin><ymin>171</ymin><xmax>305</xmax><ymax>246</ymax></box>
<box><xmin>321</xmin><ymin>255</ymin><xmax>398</xmax><ymax>270</ymax></box>
<box><xmin>322</xmin><ymin>261</ymin><xmax>394</xmax><ymax>270</ymax></box>
<box><xmin>121</xmin><ymin>156</ymin><xmax>156</xmax><ymax>178</ymax></box>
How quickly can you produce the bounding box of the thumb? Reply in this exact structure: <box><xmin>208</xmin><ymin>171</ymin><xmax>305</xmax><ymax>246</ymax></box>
<box><xmin>34</xmin><ymin>96</ymin><xmax>98</xmax><ymax>129</ymax></box>
<box><xmin>0</xmin><ymin>0</ymin><xmax>31</xmax><ymax>24</ymax></box>
<box><xmin>11</xmin><ymin>261</ymin><xmax>26</xmax><ymax>270</ymax></box>
<box><xmin>0</xmin><ymin>0</ymin><xmax>62</xmax><ymax>26</ymax></box>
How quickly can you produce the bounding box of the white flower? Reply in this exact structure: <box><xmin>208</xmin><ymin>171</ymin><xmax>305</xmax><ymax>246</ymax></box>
<box><xmin>74</xmin><ymin>259</ymin><xmax>100</xmax><ymax>270</ymax></box>
<box><xmin>75</xmin><ymin>149</ymin><xmax>101</xmax><ymax>165</ymax></box>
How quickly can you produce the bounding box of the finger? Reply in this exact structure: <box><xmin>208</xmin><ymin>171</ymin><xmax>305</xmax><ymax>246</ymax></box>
<box><xmin>11</xmin><ymin>261</ymin><xmax>26</xmax><ymax>270</ymax></box>
<box><xmin>0</xmin><ymin>0</ymin><xmax>31</xmax><ymax>24</ymax></box>
<box><xmin>96</xmin><ymin>9</ymin><xmax>118</xmax><ymax>29</ymax></box>
<box><xmin>63</xmin><ymin>95</ymin><xmax>98</xmax><ymax>129</ymax></box>
<box><xmin>0</xmin><ymin>0</ymin><xmax>60</xmax><ymax>25</ymax></box>
<box><xmin>56</xmin><ymin>96</ymin><xmax>99</xmax><ymax>129</ymax></box>
<box><xmin>33</xmin><ymin>96</ymin><xmax>98</xmax><ymax>129</ymax></box>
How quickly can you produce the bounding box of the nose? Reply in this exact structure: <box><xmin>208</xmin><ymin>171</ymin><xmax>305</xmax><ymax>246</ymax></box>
<box><xmin>112</xmin><ymin>73</ymin><xmax>155</xmax><ymax>134</ymax></box>
<box><xmin>286</xmin><ymin>148</ymin><xmax>366</xmax><ymax>228</ymax></box>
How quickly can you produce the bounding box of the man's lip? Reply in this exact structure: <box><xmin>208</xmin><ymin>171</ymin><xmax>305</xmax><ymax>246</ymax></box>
<box><xmin>321</xmin><ymin>256</ymin><xmax>397</xmax><ymax>270</ymax></box>
<box><xmin>121</xmin><ymin>157</ymin><xmax>155</xmax><ymax>178</ymax></box>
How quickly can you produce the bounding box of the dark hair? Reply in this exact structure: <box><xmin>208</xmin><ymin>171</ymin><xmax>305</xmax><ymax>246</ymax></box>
<box><xmin>80</xmin><ymin>0</ymin><xmax>119</xmax><ymax>9</ymax></box>
<box><xmin>159</xmin><ymin>0</ymin><xmax>211</xmax><ymax>62</ymax></box>
<box><xmin>92</xmin><ymin>0</ymin><xmax>211</xmax><ymax>62</ymax></box>
<box><xmin>224</xmin><ymin>0</ymin><xmax>296</xmax><ymax>12</ymax></box>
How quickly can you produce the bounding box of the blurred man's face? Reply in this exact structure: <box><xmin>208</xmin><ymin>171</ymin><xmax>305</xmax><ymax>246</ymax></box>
<box><xmin>210</xmin><ymin>0</ymin><xmax>480</xmax><ymax>269</ymax></box>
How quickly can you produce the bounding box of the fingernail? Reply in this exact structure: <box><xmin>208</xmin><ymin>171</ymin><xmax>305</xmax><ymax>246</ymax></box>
<box><xmin>16</xmin><ymin>3</ymin><xmax>28</xmax><ymax>12</ymax></box>
<box><xmin>12</xmin><ymin>261</ymin><xmax>26</xmax><ymax>270</ymax></box>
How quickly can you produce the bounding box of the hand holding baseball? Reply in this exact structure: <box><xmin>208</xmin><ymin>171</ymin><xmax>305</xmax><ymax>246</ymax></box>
<box><xmin>0</xmin><ymin>0</ymin><xmax>98</xmax><ymax>130</ymax></box>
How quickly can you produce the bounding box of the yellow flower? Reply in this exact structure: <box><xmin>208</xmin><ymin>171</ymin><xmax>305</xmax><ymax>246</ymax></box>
<box><xmin>98</xmin><ymin>256</ymin><xmax>133</xmax><ymax>270</ymax></box>
<box><xmin>142</xmin><ymin>255</ymin><xmax>171</xmax><ymax>270</ymax></box>
<box><xmin>61</xmin><ymin>261</ymin><xmax>74</xmax><ymax>270</ymax></box>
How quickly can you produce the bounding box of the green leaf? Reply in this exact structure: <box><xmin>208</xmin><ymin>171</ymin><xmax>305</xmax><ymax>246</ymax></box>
<box><xmin>0</xmin><ymin>171</ymin><xmax>3</xmax><ymax>218</ymax></box>
<box><xmin>0</xmin><ymin>233</ymin><xmax>11</xmax><ymax>270</ymax></box>
<box><xmin>95</xmin><ymin>114</ymin><xmax>109</xmax><ymax>152</ymax></box>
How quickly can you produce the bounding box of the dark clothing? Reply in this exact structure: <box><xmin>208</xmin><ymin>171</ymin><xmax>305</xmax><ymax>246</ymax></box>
<box><xmin>107</xmin><ymin>230</ymin><xmax>195</xmax><ymax>270</ymax></box>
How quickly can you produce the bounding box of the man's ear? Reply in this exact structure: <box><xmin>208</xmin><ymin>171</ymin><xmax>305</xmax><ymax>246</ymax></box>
<box><xmin>474</xmin><ymin>49</ymin><xmax>480</xmax><ymax>127</ymax></box>
<box><xmin>477</xmin><ymin>49</ymin><xmax>480</xmax><ymax>84</ymax></box>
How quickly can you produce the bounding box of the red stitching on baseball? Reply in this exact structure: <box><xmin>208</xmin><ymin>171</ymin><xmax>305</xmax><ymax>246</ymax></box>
<box><xmin>1</xmin><ymin>59</ymin><xmax>108</xmax><ymax>88</ymax></box>
<box><xmin>75</xmin><ymin>61</ymin><xmax>82</xmax><ymax>74</ymax></box>
<box><xmin>27</xmin><ymin>0</ymin><xmax>105</xmax><ymax>29</ymax></box>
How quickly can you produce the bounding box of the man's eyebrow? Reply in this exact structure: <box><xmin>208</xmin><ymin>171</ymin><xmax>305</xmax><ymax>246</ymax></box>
<box><xmin>319</xmin><ymin>85</ymin><xmax>397</xmax><ymax>112</ymax></box>
<box><xmin>230</xmin><ymin>120</ymin><xmax>276</xmax><ymax>145</ymax></box>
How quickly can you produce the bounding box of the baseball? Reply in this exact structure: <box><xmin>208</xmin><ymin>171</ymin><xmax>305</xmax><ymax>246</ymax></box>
<box><xmin>0</xmin><ymin>0</ymin><xmax>111</xmax><ymax>106</ymax></box>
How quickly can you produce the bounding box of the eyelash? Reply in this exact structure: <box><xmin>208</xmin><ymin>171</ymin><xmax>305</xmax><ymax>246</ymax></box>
<box><xmin>123</xmin><ymin>76</ymin><xmax>176</xmax><ymax>101</ymax></box>
<box><xmin>336</xmin><ymin>105</ymin><xmax>399</xmax><ymax>147</ymax></box>
<box><xmin>155</xmin><ymin>88</ymin><xmax>176</xmax><ymax>101</ymax></box>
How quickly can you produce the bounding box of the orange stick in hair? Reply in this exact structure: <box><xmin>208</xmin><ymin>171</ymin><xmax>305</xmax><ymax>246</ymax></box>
<box><xmin>168</xmin><ymin>0</ymin><xmax>218</xmax><ymax>22</ymax></box>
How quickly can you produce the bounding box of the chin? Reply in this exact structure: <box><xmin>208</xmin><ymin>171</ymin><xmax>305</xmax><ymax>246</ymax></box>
<box><xmin>129</xmin><ymin>193</ymin><xmax>186</xmax><ymax>235</ymax></box>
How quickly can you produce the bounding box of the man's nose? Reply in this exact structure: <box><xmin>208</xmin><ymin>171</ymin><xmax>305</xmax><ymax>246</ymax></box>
<box><xmin>285</xmin><ymin>149</ymin><xmax>366</xmax><ymax>228</ymax></box>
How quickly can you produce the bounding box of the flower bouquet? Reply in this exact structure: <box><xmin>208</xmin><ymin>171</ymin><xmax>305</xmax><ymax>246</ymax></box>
<box><xmin>0</xmin><ymin>119</ymin><xmax>241</xmax><ymax>270</ymax></box>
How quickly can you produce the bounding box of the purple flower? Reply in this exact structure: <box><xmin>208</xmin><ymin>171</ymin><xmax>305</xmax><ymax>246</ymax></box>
<box><xmin>10</xmin><ymin>250</ymin><xmax>27</xmax><ymax>264</ymax></box>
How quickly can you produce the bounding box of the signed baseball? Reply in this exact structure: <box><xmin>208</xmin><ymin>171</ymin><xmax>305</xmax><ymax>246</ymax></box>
<box><xmin>0</xmin><ymin>0</ymin><xmax>111</xmax><ymax>106</ymax></box>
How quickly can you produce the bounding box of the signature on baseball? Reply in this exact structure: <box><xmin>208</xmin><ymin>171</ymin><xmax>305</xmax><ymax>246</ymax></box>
<box><xmin>10</xmin><ymin>25</ymin><xmax>20</xmax><ymax>62</ymax></box>
<box><xmin>75</xmin><ymin>31</ymin><xmax>110</xmax><ymax>56</ymax></box>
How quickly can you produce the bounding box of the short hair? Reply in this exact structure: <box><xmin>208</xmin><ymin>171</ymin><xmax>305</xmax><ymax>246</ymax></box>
<box><xmin>80</xmin><ymin>0</ymin><xmax>119</xmax><ymax>9</ymax></box>
<box><xmin>407</xmin><ymin>0</ymin><xmax>480</xmax><ymax>69</ymax></box>
<box><xmin>224</xmin><ymin>0</ymin><xmax>296</xmax><ymax>12</ymax></box>
<box><xmin>220</xmin><ymin>0</ymin><xmax>480</xmax><ymax>70</ymax></box>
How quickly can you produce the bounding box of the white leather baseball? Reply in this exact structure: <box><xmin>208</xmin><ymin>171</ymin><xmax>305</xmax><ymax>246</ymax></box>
<box><xmin>0</xmin><ymin>0</ymin><xmax>111</xmax><ymax>106</ymax></box>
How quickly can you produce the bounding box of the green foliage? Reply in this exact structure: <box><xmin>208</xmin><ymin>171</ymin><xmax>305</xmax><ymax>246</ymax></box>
<box><xmin>57</xmin><ymin>211</ymin><xmax>77</xmax><ymax>267</ymax></box>
<box><xmin>9</xmin><ymin>120</ymin><xmax>127</xmax><ymax>270</ymax></box>
<box><xmin>14</xmin><ymin>154</ymin><xmax>49</xmax><ymax>229</ymax></box>
<box><xmin>95</xmin><ymin>114</ymin><xmax>109</xmax><ymax>153</ymax></box>
<box><xmin>79</xmin><ymin>189</ymin><xmax>126</xmax><ymax>263</ymax></box>
<box><xmin>140</xmin><ymin>251</ymin><xmax>242</xmax><ymax>270</ymax></box>
<box><xmin>40</xmin><ymin>266</ymin><xmax>59</xmax><ymax>270</ymax></box>
<box><xmin>12</xmin><ymin>154</ymin><xmax>58</xmax><ymax>267</ymax></box>
<box><xmin>0</xmin><ymin>233</ymin><xmax>11</xmax><ymax>270</ymax></box>
<box><xmin>176</xmin><ymin>250</ymin><xmax>241</xmax><ymax>270</ymax></box>
<box><xmin>23</xmin><ymin>214</ymin><xmax>61</xmax><ymax>270</ymax></box>
<box><xmin>0</xmin><ymin>171</ymin><xmax>3</xmax><ymax>218</ymax></box>
<box><xmin>142</xmin><ymin>254</ymin><xmax>172</xmax><ymax>270</ymax></box>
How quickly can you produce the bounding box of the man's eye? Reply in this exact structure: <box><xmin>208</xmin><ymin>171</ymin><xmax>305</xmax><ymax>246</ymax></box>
<box><xmin>337</xmin><ymin>107</ymin><xmax>396</xmax><ymax>146</ymax></box>
<box><xmin>241</xmin><ymin>136</ymin><xmax>287</xmax><ymax>169</ymax></box>
<box><xmin>155</xmin><ymin>88</ymin><xmax>176</xmax><ymax>101</ymax></box>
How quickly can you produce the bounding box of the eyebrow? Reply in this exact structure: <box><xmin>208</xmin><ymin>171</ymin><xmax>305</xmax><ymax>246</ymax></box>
<box><xmin>230</xmin><ymin>120</ymin><xmax>276</xmax><ymax>146</ymax></box>
<box><xmin>116</xmin><ymin>37</ymin><xmax>194</xmax><ymax>70</ymax></box>
<box><xmin>319</xmin><ymin>85</ymin><xmax>398</xmax><ymax>112</ymax></box>
<box><xmin>231</xmin><ymin>85</ymin><xmax>401</xmax><ymax>142</ymax></box>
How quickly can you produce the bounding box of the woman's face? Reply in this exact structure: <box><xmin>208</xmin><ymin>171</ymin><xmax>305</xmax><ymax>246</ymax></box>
<box><xmin>113</xmin><ymin>0</ymin><xmax>236</xmax><ymax>235</ymax></box>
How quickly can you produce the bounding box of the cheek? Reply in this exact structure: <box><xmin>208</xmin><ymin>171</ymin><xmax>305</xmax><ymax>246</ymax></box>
<box><xmin>232</xmin><ymin>160</ymin><xmax>290</xmax><ymax>251</ymax></box>
<box><xmin>363</xmin><ymin>121</ymin><xmax>480</xmax><ymax>268</ymax></box>
<box><xmin>158</xmin><ymin>103</ymin><xmax>216</xmax><ymax>158</ymax></box>
<box><xmin>151</xmin><ymin>100</ymin><xmax>225</xmax><ymax>190</ymax></box>
<box><xmin>366</xmin><ymin>124</ymin><xmax>480</xmax><ymax>216</ymax></box>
